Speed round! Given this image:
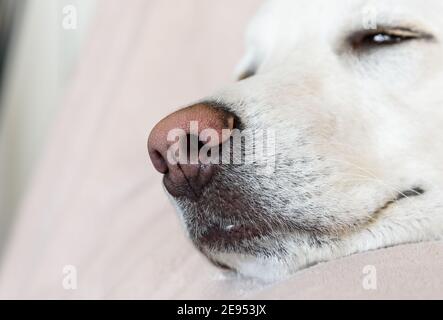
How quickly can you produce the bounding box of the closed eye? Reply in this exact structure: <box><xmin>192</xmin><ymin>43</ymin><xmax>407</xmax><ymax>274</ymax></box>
<box><xmin>348</xmin><ymin>27</ymin><xmax>435</xmax><ymax>52</ymax></box>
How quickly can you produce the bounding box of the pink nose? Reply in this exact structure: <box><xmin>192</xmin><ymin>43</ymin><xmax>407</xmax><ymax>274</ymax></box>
<box><xmin>147</xmin><ymin>103</ymin><xmax>236</xmax><ymax>199</ymax></box>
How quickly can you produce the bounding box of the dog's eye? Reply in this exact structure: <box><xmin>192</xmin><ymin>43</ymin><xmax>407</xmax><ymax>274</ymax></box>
<box><xmin>349</xmin><ymin>28</ymin><xmax>433</xmax><ymax>51</ymax></box>
<box><xmin>363</xmin><ymin>33</ymin><xmax>406</xmax><ymax>45</ymax></box>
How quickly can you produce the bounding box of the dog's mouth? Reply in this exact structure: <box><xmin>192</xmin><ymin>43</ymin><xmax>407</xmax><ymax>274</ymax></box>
<box><xmin>372</xmin><ymin>186</ymin><xmax>425</xmax><ymax>217</ymax></box>
<box><xmin>194</xmin><ymin>220</ymin><xmax>289</xmax><ymax>270</ymax></box>
<box><xmin>187</xmin><ymin>186</ymin><xmax>426</xmax><ymax>259</ymax></box>
<box><xmin>191</xmin><ymin>215</ymin><xmax>283</xmax><ymax>255</ymax></box>
<box><xmin>199</xmin><ymin>223</ymin><xmax>264</xmax><ymax>247</ymax></box>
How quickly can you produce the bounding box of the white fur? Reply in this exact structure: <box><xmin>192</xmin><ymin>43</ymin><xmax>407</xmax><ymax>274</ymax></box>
<box><xmin>171</xmin><ymin>0</ymin><xmax>443</xmax><ymax>280</ymax></box>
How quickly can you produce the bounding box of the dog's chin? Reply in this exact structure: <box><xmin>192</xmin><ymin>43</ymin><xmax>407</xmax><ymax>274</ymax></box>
<box><xmin>204</xmin><ymin>249</ymin><xmax>293</xmax><ymax>282</ymax></box>
<box><xmin>174</xmin><ymin>202</ymin><xmax>292</xmax><ymax>276</ymax></box>
<box><xmin>187</xmin><ymin>226</ymin><xmax>289</xmax><ymax>280</ymax></box>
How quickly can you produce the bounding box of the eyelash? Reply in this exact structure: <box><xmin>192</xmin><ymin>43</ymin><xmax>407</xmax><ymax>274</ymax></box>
<box><xmin>350</xmin><ymin>29</ymin><xmax>428</xmax><ymax>51</ymax></box>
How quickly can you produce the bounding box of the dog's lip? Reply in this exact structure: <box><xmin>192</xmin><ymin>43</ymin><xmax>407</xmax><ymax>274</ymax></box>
<box><xmin>198</xmin><ymin>223</ymin><xmax>265</xmax><ymax>246</ymax></box>
<box><xmin>373</xmin><ymin>187</ymin><xmax>425</xmax><ymax>216</ymax></box>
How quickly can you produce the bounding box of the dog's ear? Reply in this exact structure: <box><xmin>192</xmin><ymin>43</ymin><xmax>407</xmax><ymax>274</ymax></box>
<box><xmin>234</xmin><ymin>50</ymin><xmax>257</xmax><ymax>81</ymax></box>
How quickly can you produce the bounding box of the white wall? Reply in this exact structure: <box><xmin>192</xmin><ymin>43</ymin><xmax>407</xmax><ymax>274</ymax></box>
<box><xmin>0</xmin><ymin>0</ymin><xmax>96</xmax><ymax>248</ymax></box>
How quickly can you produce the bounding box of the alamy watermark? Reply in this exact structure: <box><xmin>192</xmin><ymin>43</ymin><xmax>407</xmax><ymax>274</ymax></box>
<box><xmin>62</xmin><ymin>265</ymin><xmax>78</xmax><ymax>290</ymax></box>
<box><xmin>62</xmin><ymin>5</ymin><xmax>78</xmax><ymax>30</ymax></box>
<box><xmin>362</xmin><ymin>265</ymin><xmax>377</xmax><ymax>290</ymax></box>
<box><xmin>165</xmin><ymin>121</ymin><xmax>276</xmax><ymax>176</ymax></box>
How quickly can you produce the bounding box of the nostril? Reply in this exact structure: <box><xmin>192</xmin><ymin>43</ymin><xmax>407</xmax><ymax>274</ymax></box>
<box><xmin>150</xmin><ymin>149</ymin><xmax>168</xmax><ymax>174</ymax></box>
<box><xmin>232</xmin><ymin>116</ymin><xmax>240</xmax><ymax>131</ymax></box>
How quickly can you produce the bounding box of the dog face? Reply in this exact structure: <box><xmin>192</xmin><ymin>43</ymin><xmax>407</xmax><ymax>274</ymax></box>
<box><xmin>149</xmin><ymin>0</ymin><xmax>443</xmax><ymax>280</ymax></box>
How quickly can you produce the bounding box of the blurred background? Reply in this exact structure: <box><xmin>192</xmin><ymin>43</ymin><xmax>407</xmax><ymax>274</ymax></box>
<box><xmin>0</xmin><ymin>0</ymin><xmax>257</xmax><ymax>298</ymax></box>
<box><xmin>0</xmin><ymin>0</ymin><xmax>441</xmax><ymax>300</ymax></box>
<box><xmin>0</xmin><ymin>0</ymin><xmax>96</xmax><ymax>254</ymax></box>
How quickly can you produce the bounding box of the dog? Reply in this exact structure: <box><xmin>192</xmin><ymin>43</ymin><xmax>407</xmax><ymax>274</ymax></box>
<box><xmin>148</xmin><ymin>0</ymin><xmax>443</xmax><ymax>281</ymax></box>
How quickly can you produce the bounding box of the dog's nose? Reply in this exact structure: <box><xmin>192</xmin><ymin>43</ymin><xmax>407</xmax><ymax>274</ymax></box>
<box><xmin>147</xmin><ymin>103</ymin><xmax>235</xmax><ymax>199</ymax></box>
